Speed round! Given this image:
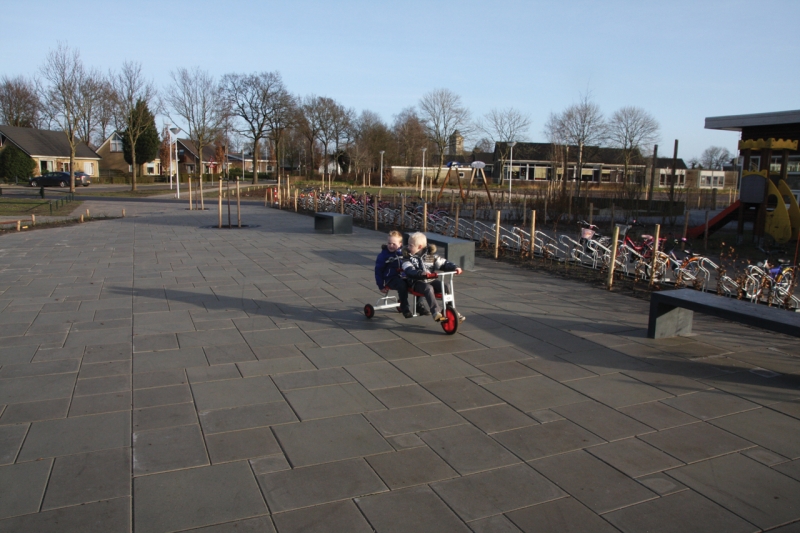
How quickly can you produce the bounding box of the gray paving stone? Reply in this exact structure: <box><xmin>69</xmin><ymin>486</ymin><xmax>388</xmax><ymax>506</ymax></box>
<box><xmin>506</xmin><ymin>496</ymin><xmax>620</xmax><ymax>533</ymax></box>
<box><xmin>661</xmin><ymin>389</ymin><xmax>760</xmax><ymax>421</ymax></box>
<box><xmin>284</xmin><ymin>382</ymin><xmax>385</xmax><ymax>420</ymax></box>
<box><xmin>273</xmin><ymin>414</ymin><xmax>392</xmax><ymax>467</ymax></box>
<box><xmin>249</xmin><ymin>454</ymin><xmax>290</xmax><ymax>475</ymax></box>
<box><xmin>301</xmin><ymin>343</ymin><xmax>383</xmax><ymax>368</ymax></box>
<box><xmin>587</xmin><ymin>437</ymin><xmax>684</xmax><ymax>478</ymax></box>
<box><xmin>135</xmin><ymin>461</ymin><xmax>268</xmax><ymax>533</ymax></box>
<box><xmin>604</xmin><ymin>488</ymin><xmax>757</xmax><ymax>533</ymax></box>
<box><xmin>242</xmin><ymin>327</ymin><xmax>314</xmax><ymax>347</ymax></box>
<box><xmin>134</xmin><ymin>383</ymin><xmax>193</xmax><ymax>408</ymax></box>
<box><xmin>468</xmin><ymin>514</ymin><xmax>523</xmax><ymax>533</ymax></box>
<box><xmin>531</xmin><ymin>450</ymin><xmax>657</xmax><ymax>514</ymax></box>
<box><xmin>205</xmin><ymin>427</ymin><xmax>281</xmax><ymax>464</ymax></box>
<box><xmin>419</xmin><ymin>423</ymin><xmax>520</xmax><ymax>475</ymax></box>
<box><xmin>132</xmin><ymin>368</ymin><xmax>187</xmax><ymax>389</ymax></box>
<box><xmin>133</xmin><ymin>333</ymin><xmax>179</xmax><ymax>353</ymax></box>
<box><xmin>709</xmin><ymin>408</ymin><xmax>800</xmax><ymax>460</ymax></box>
<box><xmin>365</xmin><ymin>338</ymin><xmax>431</xmax><ymax>360</ymax></box>
<box><xmin>460</xmin><ymin>403</ymin><xmax>538</xmax><ymax>434</ymax></box>
<box><xmin>366</xmin><ymin>403</ymin><xmax>466</xmax><ymax>436</ymax></box>
<box><xmin>271</xmin><ymin>500</ymin><xmax>372</xmax><ymax>533</ymax></box>
<box><xmin>65</xmin><ymin>326</ymin><xmax>131</xmax><ymax>348</ymax></box>
<box><xmin>423</xmin><ymin>378</ymin><xmax>504</xmax><ymax>411</ymax></box>
<box><xmin>42</xmin><ymin>447</ymin><xmax>130</xmax><ymax>509</ymax></box>
<box><xmin>483</xmin><ymin>375</ymin><xmax>588</xmax><ymax>413</ymax></box>
<box><xmin>493</xmin><ymin>419</ymin><xmax>605</xmax><ymax>461</ymax></box>
<box><xmin>251</xmin><ymin>344</ymin><xmax>306</xmax><ymax>360</ymax></box>
<box><xmin>345</xmin><ymin>361</ymin><xmax>415</xmax><ymax>390</ymax></box>
<box><xmin>0</xmin><ymin>372</ymin><xmax>76</xmax><ymax>404</ymax></box>
<box><xmin>552</xmin><ymin>401</ymin><xmax>654</xmax><ymax>441</ymax></box>
<box><xmin>83</xmin><ymin>343</ymin><xmax>132</xmax><ymax>363</ymax></box>
<box><xmin>74</xmin><ymin>374</ymin><xmax>131</xmax><ymax>396</ymax></box>
<box><xmin>0</xmin><ymin>459</ymin><xmax>52</xmax><ymax>519</ymax></box>
<box><xmin>565</xmin><ymin>373</ymin><xmax>673</xmax><ymax>408</ymax></box>
<box><xmin>272</xmin><ymin>367</ymin><xmax>354</xmax><ymax>391</ymax></box>
<box><xmin>366</xmin><ymin>446</ymin><xmax>458</xmax><ymax>489</ymax></box>
<box><xmin>618</xmin><ymin>401</ymin><xmax>699</xmax><ymax>430</ymax></box>
<box><xmin>31</xmin><ymin>346</ymin><xmax>84</xmax><ymax>362</ymax></box>
<box><xmin>701</xmin><ymin>371</ymin><xmax>800</xmax><ymax>406</ymax></box>
<box><xmin>0</xmin><ymin>398</ymin><xmax>68</xmax><ymax>425</ymax></box>
<box><xmin>202</xmin><ymin>344</ymin><xmax>258</xmax><ymax>365</ymax></box>
<box><xmin>191</xmin><ymin>376</ymin><xmax>283</xmax><ymax>411</ymax></box>
<box><xmin>0</xmin><ymin>424</ymin><xmax>26</xmax><ymax>465</ymax></box>
<box><xmin>237</xmin><ymin>356</ymin><xmax>316</xmax><ymax>377</ymax></box>
<box><xmin>740</xmin><ymin>446</ymin><xmax>789</xmax><ymax>466</ymax></box>
<box><xmin>668</xmin><ymin>452</ymin><xmax>800</xmax><ymax>530</ymax></box>
<box><xmin>68</xmin><ymin>391</ymin><xmax>131</xmax><ymax>416</ymax></box>
<box><xmin>357</xmin><ymin>484</ymin><xmax>470</xmax><ymax>533</ymax></box>
<box><xmin>638</xmin><ymin>422</ymin><xmax>755</xmax><ymax>463</ymax></box>
<box><xmin>133</xmin><ymin>402</ymin><xmax>198</xmax><ymax>431</ymax></box>
<box><xmin>636</xmin><ymin>473</ymin><xmax>688</xmax><ymax>495</ymax></box>
<box><xmin>391</xmin><ymin>354</ymin><xmax>484</xmax><ymax>383</ymax></box>
<box><xmin>186</xmin><ymin>363</ymin><xmax>241</xmax><ymax>383</ymax></box>
<box><xmin>528</xmin><ymin>409</ymin><xmax>565</xmax><ymax>424</ymax></box>
<box><xmin>133</xmin><ymin>347</ymin><xmax>208</xmax><ymax>373</ymax></box>
<box><xmin>621</xmin><ymin>368</ymin><xmax>712</xmax><ymax>396</ymax></box>
<box><xmin>370</xmin><ymin>384</ymin><xmax>439</xmax><ymax>408</ymax></box>
<box><xmin>476</xmin><ymin>360</ymin><xmax>539</xmax><ymax>381</ymax></box>
<box><xmin>432</xmin><ymin>463</ymin><xmax>565</xmax><ymax>521</ymax></box>
<box><xmin>0</xmin><ymin>345</ymin><xmax>36</xmax><ymax>365</ymax></box>
<box><xmin>186</xmin><ymin>516</ymin><xmax>276</xmax><ymax>533</ymax></box>
<box><xmin>19</xmin><ymin>410</ymin><xmax>130</xmax><ymax>461</ymax></box>
<box><xmin>257</xmin><ymin>458</ymin><xmax>387</xmax><ymax>513</ymax></box>
<box><xmin>0</xmin><ymin>496</ymin><xmax>130</xmax><ymax>533</ymax></box>
<box><xmin>199</xmin><ymin>402</ymin><xmax>297</xmax><ymax>434</ymax></box>
<box><xmin>0</xmin><ymin>358</ymin><xmax>80</xmax><ymax>378</ymax></box>
<box><xmin>78</xmin><ymin>360</ymin><xmax>131</xmax><ymax>379</ymax></box>
<box><xmin>133</xmin><ymin>424</ymin><xmax>209</xmax><ymax>475</ymax></box>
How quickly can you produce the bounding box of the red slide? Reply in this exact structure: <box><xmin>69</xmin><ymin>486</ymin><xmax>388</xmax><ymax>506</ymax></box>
<box><xmin>686</xmin><ymin>200</ymin><xmax>741</xmax><ymax>239</ymax></box>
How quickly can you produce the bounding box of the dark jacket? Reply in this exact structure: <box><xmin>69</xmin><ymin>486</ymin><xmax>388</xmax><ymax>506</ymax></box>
<box><xmin>401</xmin><ymin>245</ymin><xmax>457</xmax><ymax>282</ymax></box>
<box><xmin>374</xmin><ymin>245</ymin><xmax>405</xmax><ymax>289</ymax></box>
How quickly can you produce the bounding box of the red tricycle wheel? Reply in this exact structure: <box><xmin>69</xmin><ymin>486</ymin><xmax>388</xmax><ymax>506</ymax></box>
<box><xmin>441</xmin><ymin>308</ymin><xmax>459</xmax><ymax>335</ymax></box>
<box><xmin>364</xmin><ymin>304</ymin><xmax>375</xmax><ymax>319</ymax></box>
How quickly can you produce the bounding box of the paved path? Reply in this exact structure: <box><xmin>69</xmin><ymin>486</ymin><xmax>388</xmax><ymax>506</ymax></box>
<box><xmin>0</xmin><ymin>201</ymin><xmax>799</xmax><ymax>533</ymax></box>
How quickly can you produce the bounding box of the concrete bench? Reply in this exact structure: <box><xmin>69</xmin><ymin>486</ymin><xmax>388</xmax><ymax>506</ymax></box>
<box><xmin>404</xmin><ymin>232</ymin><xmax>475</xmax><ymax>270</ymax></box>
<box><xmin>314</xmin><ymin>212</ymin><xmax>352</xmax><ymax>234</ymax></box>
<box><xmin>648</xmin><ymin>288</ymin><xmax>800</xmax><ymax>339</ymax></box>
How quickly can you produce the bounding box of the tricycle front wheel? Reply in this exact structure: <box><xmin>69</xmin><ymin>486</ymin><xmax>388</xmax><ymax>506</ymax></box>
<box><xmin>441</xmin><ymin>307</ymin><xmax>459</xmax><ymax>335</ymax></box>
<box><xmin>364</xmin><ymin>304</ymin><xmax>375</xmax><ymax>319</ymax></box>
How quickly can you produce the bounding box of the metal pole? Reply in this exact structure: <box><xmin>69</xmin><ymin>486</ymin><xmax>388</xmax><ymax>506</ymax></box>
<box><xmin>422</xmin><ymin>202</ymin><xmax>427</xmax><ymax>232</ymax></box>
<box><xmin>379</xmin><ymin>151</ymin><xmax>384</xmax><ymax>188</ymax></box>
<box><xmin>530</xmin><ymin>209</ymin><xmax>536</xmax><ymax>258</ymax></box>
<box><xmin>421</xmin><ymin>148</ymin><xmax>426</xmax><ymax>197</ymax></box>
<box><xmin>606</xmin><ymin>226</ymin><xmax>620</xmax><ymax>289</ymax></box>
<box><xmin>188</xmin><ymin>178</ymin><xmax>193</xmax><ymax>210</ymax></box>
<box><xmin>589</xmin><ymin>202</ymin><xmax>593</xmax><ymax>226</ymax></box>
<box><xmin>374</xmin><ymin>194</ymin><xmax>378</xmax><ymax>231</ymax></box>
<box><xmin>682</xmin><ymin>209</ymin><xmax>690</xmax><ymax>251</ymax></box>
<box><xmin>168</xmin><ymin>126</ymin><xmax>173</xmax><ymax>190</ymax></box>
<box><xmin>199</xmin><ymin>177</ymin><xmax>204</xmax><ymax>210</ymax></box>
<box><xmin>227</xmin><ymin>178</ymin><xmax>231</xmax><ymax>228</ymax></box>
<box><xmin>508</xmin><ymin>143</ymin><xmax>515</xmax><ymax>197</ymax></box>
<box><xmin>218</xmin><ymin>179</ymin><xmax>222</xmax><ymax>228</ymax></box>
<box><xmin>454</xmin><ymin>205</ymin><xmax>459</xmax><ymax>238</ymax></box>
<box><xmin>401</xmin><ymin>195</ymin><xmax>406</xmax><ymax>230</ymax></box>
<box><xmin>175</xmin><ymin>138</ymin><xmax>180</xmax><ymax>199</ymax></box>
<box><xmin>494</xmin><ymin>210</ymin><xmax>501</xmax><ymax>259</ymax></box>
<box><xmin>704</xmin><ymin>210</ymin><xmax>709</xmax><ymax>251</ymax></box>
<box><xmin>236</xmin><ymin>180</ymin><xmax>241</xmax><ymax>228</ymax></box>
<box><xmin>649</xmin><ymin>224</ymin><xmax>661</xmax><ymax>287</ymax></box>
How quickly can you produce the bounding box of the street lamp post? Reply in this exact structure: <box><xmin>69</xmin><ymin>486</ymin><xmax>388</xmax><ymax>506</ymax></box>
<box><xmin>421</xmin><ymin>147</ymin><xmax>427</xmax><ymax>197</ymax></box>
<box><xmin>167</xmin><ymin>124</ymin><xmax>173</xmax><ymax>190</ymax></box>
<box><xmin>508</xmin><ymin>141</ymin><xmax>517</xmax><ymax>198</ymax></box>
<box><xmin>170</xmin><ymin>127</ymin><xmax>181</xmax><ymax>199</ymax></box>
<box><xmin>379</xmin><ymin>151</ymin><xmax>385</xmax><ymax>188</ymax></box>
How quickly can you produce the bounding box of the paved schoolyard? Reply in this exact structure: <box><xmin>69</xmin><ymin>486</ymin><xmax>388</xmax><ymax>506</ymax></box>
<box><xmin>0</xmin><ymin>199</ymin><xmax>800</xmax><ymax>533</ymax></box>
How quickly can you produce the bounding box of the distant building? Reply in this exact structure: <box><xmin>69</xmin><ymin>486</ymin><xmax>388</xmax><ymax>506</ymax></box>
<box><xmin>0</xmin><ymin>125</ymin><xmax>100</xmax><ymax>176</ymax></box>
<box><xmin>96</xmin><ymin>132</ymin><xmax>161</xmax><ymax>177</ymax></box>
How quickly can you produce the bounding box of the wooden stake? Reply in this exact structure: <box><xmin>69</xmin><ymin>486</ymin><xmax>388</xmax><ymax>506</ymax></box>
<box><xmin>423</xmin><ymin>202</ymin><xmax>428</xmax><ymax>232</ymax></box>
<box><xmin>704</xmin><ymin>210</ymin><xmax>709</xmax><ymax>251</ymax></box>
<box><xmin>649</xmin><ymin>224</ymin><xmax>660</xmax><ymax>287</ymax></box>
<box><xmin>122</xmin><ymin>209</ymin><xmax>125</xmax><ymax>218</ymax></box>
<box><xmin>454</xmin><ymin>205</ymin><xmax>460</xmax><ymax>238</ymax></box>
<box><xmin>199</xmin><ymin>178</ymin><xmax>205</xmax><ymax>210</ymax></box>
<box><xmin>494</xmin><ymin>210</ymin><xmax>501</xmax><ymax>259</ymax></box>
<box><xmin>682</xmin><ymin>210</ymin><xmax>690</xmax><ymax>250</ymax></box>
<box><xmin>31</xmin><ymin>214</ymin><xmax>35</xmax><ymax>226</ymax></box>
<box><xmin>589</xmin><ymin>202</ymin><xmax>593</xmax><ymax>226</ymax></box>
<box><xmin>606</xmin><ymin>226</ymin><xmax>620</xmax><ymax>289</ymax></box>
<box><xmin>236</xmin><ymin>179</ymin><xmax>241</xmax><ymax>228</ymax></box>
<box><xmin>374</xmin><ymin>194</ymin><xmax>378</xmax><ymax>231</ymax></box>
<box><xmin>530</xmin><ymin>210</ymin><xmax>536</xmax><ymax>258</ymax></box>
<box><xmin>401</xmin><ymin>195</ymin><xmax>406</xmax><ymax>230</ymax></box>
<box><xmin>16</xmin><ymin>220</ymin><xmax>21</xmax><ymax>231</ymax></box>
<box><xmin>218</xmin><ymin>179</ymin><xmax>223</xmax><ymax>228</ymax></box>
<box><xmin>188</xmin><ymin>178</ymin><xmax>193</xmax><ymax>210</ymax></box>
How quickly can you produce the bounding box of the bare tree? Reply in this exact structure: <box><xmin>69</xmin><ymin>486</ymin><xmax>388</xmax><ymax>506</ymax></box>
<box><xmin>298</xmin><ymin>96</ymin><xmax>324</xmax><ymax>179</ymax></box>
<box><xmin>551</xmin><ymin>94</ymin><xmax>606</xmax><ymax>199</ymax></box>
<box><xmin>544</xmin><ymin>111</ymin><xmax>569</xmax><ymax>194</ymax></box>
<box><xmin>331</xmin><ymin>105</ymin><xmax>354</xmax><ymax>181</ymax></box>
<box><xmin>477</xmin><ymin>107</ymin><xmax>531</xmax><ymax>187</ymax></box>
<box><xmin>418</xmin><ymin>89</ymin><xmax>471</xmax><ymax>183</ymax></box>
<box><xmin>304</xmin><ymin>96</ymin><xmax>338</xmax><ymax>187</ymax></box>
<box><xmin>607</xmin><ymin>106</ymin><xmax>659</xmax><ymax>184</ymax></box>
<box><xmin>392</xmin><ymin>107</ymin><xmax>428</xmax><ymax>167</ymax></box>
<box><xmin>700</xmin><ymin>146</ymin><xmax>732</xmax><ymax>169</ymax></box>
<box><xmin>165</xmin><ymin>67</ymin><xmax>226</xmax><ymax>181</ymax></box>
<box><xmin>0</xmin><ymin>75</ymin><xmax>41</xmax><ymax>128</ymax></box>
<box><xmin>94</xmin><ymin>78</ymin><xmax>117</xmax><ymax>146</ymax></box>
<box><xmin>39</xmin><ymin>43</ymin><xmax>93</xmax><ymax>192</ymax></box>
<box><xmin>264</xmin><ymin>82</ymin><xmax>297</xmax><ymax>182</ymax></box>
<box><xmin>112</xmin><ymin>61</ymin><xmax>157</xmax><ymax>191</ymax></box>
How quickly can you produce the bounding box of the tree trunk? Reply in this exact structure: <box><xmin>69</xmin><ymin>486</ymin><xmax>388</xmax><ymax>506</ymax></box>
<box><xmin>131</xmin><ymin>145</ymin><xmax>137</xmax><ymax>192</ymax></box>
<box><xmin>575</xmin><ymin>142</ymin><xmax>584</xmax><ymax>200</ymax></box>
<box><xmin>69</xmin><ymin>134</ymin><xmax>76</xmax><ymax>193</ymax></box>
<box><xmin>253</xmin><ymin>138</ymin><xmax>259</xmax><ymax>184</ymax></box>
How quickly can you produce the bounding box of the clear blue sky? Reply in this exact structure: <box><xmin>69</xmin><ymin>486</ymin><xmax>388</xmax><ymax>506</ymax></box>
<box><xmin>3</xmin><ymin>0</ymin><xmax>798</xmax><ymax>160</ymax></box>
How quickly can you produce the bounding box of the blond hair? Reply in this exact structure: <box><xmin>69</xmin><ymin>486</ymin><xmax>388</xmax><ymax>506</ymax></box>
<box><xmin>408</xmin><ymin>232</ymin><xmax>427</xmax><ymax>248</ymax></box>
<box><xmin>388</xmin><ymin>230</ymin><xmax>403</xmax><ymax>240</ymax></box>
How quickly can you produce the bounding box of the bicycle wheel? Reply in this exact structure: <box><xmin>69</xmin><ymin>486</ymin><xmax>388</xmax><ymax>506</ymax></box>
<box><xmin>364</xmin><ymin>304</ymin><xmax>375</xmax><ymax>319</ymax></box>
<box><xmin>441</xmin><ymin>307</ymin><xmax>459</xmax><ymax>335</ymax></box>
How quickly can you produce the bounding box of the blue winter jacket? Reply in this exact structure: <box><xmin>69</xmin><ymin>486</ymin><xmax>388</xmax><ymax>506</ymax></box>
<box><xmin>374</xmin><ymin>245</ymin><xmax>405</xmax><ymax>289</ymax></box>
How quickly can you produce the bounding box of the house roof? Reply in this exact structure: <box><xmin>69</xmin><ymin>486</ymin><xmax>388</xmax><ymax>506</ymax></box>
<box><xmin>178</xmin><ymin>138</ymin><xmax>218</xmax><ymax>162</ymax></box>
<box><xmin>0</xmin><ymin>125</ymin><xmax>100</xmax><ymax>159</ymax></box>
<box><xmin>654</xmin><ymin>157</ymin><xmax>688</xmax><ymax>170</ymax></box>
<box><xmin>705</xmin><ymin>110</ymin><xmax>800</xmax><ymax>132</ymax></box>
<box><xmin>494</xmin><ymin>142</ymin><xmax>646</xmax><ymax>166</ymax></box>
<box><xmin>441</xmin><ymin>152</ymin><xmax>495</xmax><ymax>166</ymax></box>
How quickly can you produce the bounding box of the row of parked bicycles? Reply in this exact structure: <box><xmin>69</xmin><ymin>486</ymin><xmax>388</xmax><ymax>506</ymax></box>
<box><xmin>299</xmin><ymin>191</ymin><xmax>798</xmax><ymax>311</ymax></box>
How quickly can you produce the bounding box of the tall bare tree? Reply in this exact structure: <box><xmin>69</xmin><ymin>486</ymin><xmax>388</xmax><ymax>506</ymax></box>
<box><xmin>0</xmin><ymin>75</ymin><xmax>41</xmax><ymax>128</ymax></box>
<box><xmin>39</xmin><ymin>43</ymin><xmax>93</xmax><ymax>192</ymax></box>
<box><xmin>297</xmin><ymin>96</ymin><xmax>324</xmax><ymax>179</ymax></box>
<box><xmin>418</xmin><ymin>89</ymin><xmax>470</xmax><ymax>183</ymax></box>
<box><xmin>607</xmin><ymin>106</ymin><xmax>659</xmax><ymax>184</ymax></box>
<box><xmin>166</xmin><ymin>67</ymin><xmax>226</xmax><ymax>182</ymax></box>
<box><xmin>303</xmin><ymin>96</ymin><xmax>337</xmax><ymax>187</ymax></box>
<box><xmin>700</xmin><ymin>146</ymin><xmax>732</xmax><ymax>169</ymax></box>
<box><xmin>551</xmin><ymin>94</ymin><xmax>606</xmax><ymax>199</ymax></box>
<box><xmin>95</xmin><ymin>79</ymin><xmax>117</xmax><ymax>146</ymax></box>
<box><xmin>477</xmin><ymin>107</ymin><xmax>531</xmax><ymax>186</ymax></box>
<box><xmin>264</xmin><ymin>81</ymin><xmax>296</xmax><ymax>182</ymax></box>
<box><xmin>112</xmin><ymin>61</ymin><xmax>157</xmax><ymax>191</ymax></box>
<box><xmin>392</xmin><ymin>107</ymin><xmax>428</xmax><ymax>166</ymax></box>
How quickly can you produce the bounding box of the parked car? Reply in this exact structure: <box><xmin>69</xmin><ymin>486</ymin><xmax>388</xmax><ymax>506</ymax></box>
<box><xmin>29</xmin><ymin>171</ymin><xmax>91</xmax><ymax>188</ymax></box>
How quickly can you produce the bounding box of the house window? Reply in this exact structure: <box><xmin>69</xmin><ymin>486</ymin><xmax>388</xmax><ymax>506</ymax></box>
<box><xmin>147</xmin><ymin>165</ymin><xmax>155</xmax><ymax>175</ymax></box>
<box><xmin>659</xmin><ymin>171</ymin><xmax>685</xmax><ymax>187</ymax></box>
<box><xmin>111</xmin><ymin>136</ymin><xmax>123</xmax><ymax>152</ymax></box>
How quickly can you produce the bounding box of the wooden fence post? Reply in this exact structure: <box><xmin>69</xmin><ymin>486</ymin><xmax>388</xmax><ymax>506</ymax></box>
<box><xmin>606</xmin><ymin>226</ymin><xmax>620</xmax><ymax>289</ymax></box>
<box><xmin>494</xmin><ymin>210</ymin><xmax>501</xmax><ymax>259</ymax></box>
<box><xmin>649</xmin><ymin>224</ymin><xmax>661</xmax><ymax>287</ymax></box>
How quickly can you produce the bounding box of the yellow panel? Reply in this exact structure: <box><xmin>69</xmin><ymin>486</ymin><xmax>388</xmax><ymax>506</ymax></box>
<box><xmin>765</xmin><ymin>180</ymin><xmax>793</xmax><ymax>243</ymax></box>
<box><xmin>778</xmin><ymin>179</ymin><xmax>800</xmax><ymax>240</ymax></box>
<box><xmin>738</xmin><ymin>138</ymin><xmax>799</xmax><ymax>151</ymax></box>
